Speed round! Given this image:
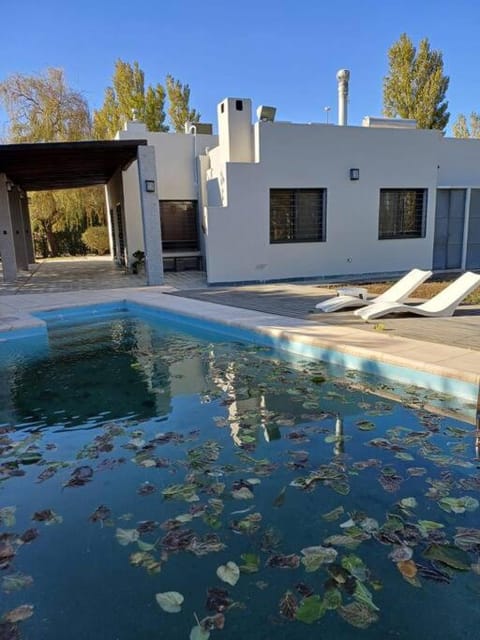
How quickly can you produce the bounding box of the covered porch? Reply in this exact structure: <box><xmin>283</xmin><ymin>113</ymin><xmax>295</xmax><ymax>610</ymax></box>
<box><xmin>0</xmin><ymin>139</ymin><xmax>163</xmax><ymax>286</ymax></box>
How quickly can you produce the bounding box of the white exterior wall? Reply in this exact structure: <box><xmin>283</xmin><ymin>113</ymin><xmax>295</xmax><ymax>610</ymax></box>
<box><xmin>438</xmin><ymin>138</ymin><xmax>480</xmax><ymax>187</ymax></box>
<box><xmin>205</xmin><ymin>122</ymin><xmax>441</xmax><ymax>284</ymax></box>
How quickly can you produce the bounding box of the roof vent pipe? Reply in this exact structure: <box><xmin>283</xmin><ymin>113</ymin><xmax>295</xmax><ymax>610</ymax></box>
<box><xmin>336</xmin><ymin>69</ymin><xmax>350</xmax><ymax>126</ymax></box>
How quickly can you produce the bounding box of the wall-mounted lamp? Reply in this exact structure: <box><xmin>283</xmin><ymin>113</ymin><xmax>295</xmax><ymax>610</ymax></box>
<box><xmin>349</xmin><ymin>168</ymin><xmax>360</xmax><ymax>181</ymax></box>
<box><xmin>6</xmin><ymin>180</ymin><xmax>13</xmax><ymax>192</ymax></box>
<box><xmin>145</xmin><ymin>180</ymin><xmax>155</xmax><ymax>193</ymax></box>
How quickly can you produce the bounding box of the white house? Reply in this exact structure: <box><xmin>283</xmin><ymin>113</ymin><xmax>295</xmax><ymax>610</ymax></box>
<box><xmin>112</xmin><ymin>78</ymin><xmax>480</xmax><ymax>286</ymax></box>
<box><xmin>0</xmin><ymin>71</ymin><xmax>478</xmax><ymax>286</ymax></box>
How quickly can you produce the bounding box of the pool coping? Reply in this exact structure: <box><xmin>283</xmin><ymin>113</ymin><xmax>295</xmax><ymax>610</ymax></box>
<box><xmin>1</xmin><ymin>286</ymin><xmax>479</xmax><ymax>412</ymax></box>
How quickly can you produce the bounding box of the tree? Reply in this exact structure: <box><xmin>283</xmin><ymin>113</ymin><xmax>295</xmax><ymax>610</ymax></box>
<box><xmin>452</xmin><ymin>112</ymin><xmax>480</xmax><ymax>138</ymax></box>
<box><xmin>0</xmin><ymin>68</ymin><xmax>105</xmax><ymax>257</ymax></box>
<box><xmin>166</xmin><ymin>74</ymin><xmax>200</xmax><ymax>132</ymax></box>
<box><xmin>0</xmin><ymin>68</ymin><xmax>91</xmax><ymax>142</ymax></box>
<box><xmin>383</xmin><ymin>33</ymin><xmax>450</xmax><ymax>131</ymax></box>
<box><xmin>93</xmin><ymin>60</ymin><xmax>167</xmax><ymax>139</ymax></box>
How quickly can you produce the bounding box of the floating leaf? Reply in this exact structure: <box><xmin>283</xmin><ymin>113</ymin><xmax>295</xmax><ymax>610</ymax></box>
<box><xmin>438</xmin><ymin>496</ymin><xmax>479</xmax><ymax>514</ymax></box>
<box><xmin>190</xmin><ymin>625</ymin><xmax>210</xmax><ymax>640</ymax></box>
<box><xmin>231</xmin><ymin>487</ymin><xmax>254</xmax><ymax>500</ymax></box>
<box><xmin>423</xmin><ymin>544</ymin><xmax>470</xmax><ymax>571</ymax></box>
<box><xmin>32</xmin><ymin>509</ymin><xmax>62</xmax><ymax>526</ymax></box>
<box><xmin>397</xmin><ymin>560</ymin><xmax>417</xmax><ymax>579</ymax></box>
<box><xmin>239</xmin><ymin>553</ymin><xmax>260</xmax><ymax>574</ymax></box>
<box><xmin>273</xmin><ymin>486</ymin><xmax>286</xmax><ymax>508</ymax></box>
<box><xmin>323</xmin><ymin>534</ymin><xmax>364</xmax><ymax>549</ymax></box>
<box><xmin>2</xmin><ymin>604</ymin><xmax>34</xmax><ymax>623</ymax></box>
<box><xmin>399</xmin><ymin>497</ymin><xmax>417</xmax><ymax>509</ymax></box>
<box><xmin>301</xmin><ymin>546</ymin><xmax>337</xmax><ymax>571</ymax></box>
<box><xmin>279</xmin><ymin>591</ymin><xmax>297</xmax><ymax>619</ymax></box>
<box><xmin>216</xmin><ymin>561</ymin><xmax>240</xmax><ymax>586</ymax></box>
<box><xmin>0</xmin><ymin>507</ymin><xmax>16</xmax><ymax>527</ymax></box>
<box><xmin>162</xmin><ymin>483</ymin><xmax>199</xmax><ymax>502</ymax></box>
<box><xmin>64</xmin><ymin>465</ymin><xmax>93</xmax><ymax>488</ymax></box>
<box><xmin>266</xmin><ymin>554</ymin><xmax>300</xmax><ymax>569</ymax></box>
<box><xmin>356</xmin><ymin>420</ymin><xmax>375</xmax><ymax>431</ymax></box>
<box><xmin>1</xmin><ymin>573</ymin><xmax>33</xmax><ymax>594</ymax></box>
<box><xmin>341</xmin><ymin>555</ymin><xmax>367</xmax><ymax>581</ymax></box>
<box><xmin>322</xmin><ymin>506</ymin><xmax>344</xmax><ymax>522</ymax></box>
<box><xmin>206</xmin><ymin>587</ymin><xmax>232</xmax><ymax>612</ymax></box>
<box><xmin>354</xmin><ymin>582</ymin><xmax>379</xmax><ymax>611</ymax></box>
<box><xmin>155</xmin><ymin>591</ymin><xmax>184</xmax><ymax>613</ymax></box>
<box><xmin>295</xmin><ymin>595</ymin><xmax>326</xmax><ymax>624</ymax></box>
<box><xmin>453</xmin><ymin>528</ymin><xmax>480</xmax><ymax>551</ymax></box>
<box><xmin>115</xmin><ymin>528</ymin><xmax>139</xmax><ymax>546</ymax></box>
<box><xmin>323</xmin><ymin>587</ymin><xmax>342</xmax><ymax>610</ymax></box>
<box><xmin>338</xmin><ymin>601</ymin><xmax>379</xmax><ymax>629</ymax></box>
<box><xmin>389</xmin><ymin>546</ymin><xmax>413</xmax><ymax>562</ymax></box>
<box><xmin>88</xmin><ymin>505</ymin><xmax>111</xmax><ymax>524</ymax></box>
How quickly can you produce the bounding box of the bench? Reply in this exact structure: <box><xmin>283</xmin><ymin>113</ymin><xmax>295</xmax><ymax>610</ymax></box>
<box><xmin>162</xmin><ymin>250</ymin><xmax>203</xmax><ymax>272</ymax></box>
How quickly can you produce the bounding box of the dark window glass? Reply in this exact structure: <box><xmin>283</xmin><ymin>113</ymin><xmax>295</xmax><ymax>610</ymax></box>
<box><xmin>270</xmin><ymin>189</ymin><xmax>326</xmax><ymax>243</ymax></box>
<box><xmin>235</xmin><ymin>100</ymin><xmax>243</xmax><ymax>111</ymax></box>
<box><xmin>160</xmin><ymin>201</ymin><xmax>199</xmax><ymax>251</ymax></box>
<box><xmin>220</xmin><ymin>103</ymin><xmax>224</xmax><ymax>113</ymax></box>
<box><xmin>379</xmin><ymin>189</ymin><xmax>427</xmax><ymax>239</ymax></box>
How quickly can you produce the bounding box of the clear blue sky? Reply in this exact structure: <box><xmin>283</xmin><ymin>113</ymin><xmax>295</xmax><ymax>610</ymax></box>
<box><xmin>1</xmin><ymin>0</ymin><xmax>479</xmax><ymax>136</ymax></box>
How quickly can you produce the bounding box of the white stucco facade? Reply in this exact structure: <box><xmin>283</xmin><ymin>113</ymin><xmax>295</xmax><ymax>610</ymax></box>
<box><xmin>116</xmin><ymin>98</ymin><xmax>480</xmax><ymax>285</ymax></box>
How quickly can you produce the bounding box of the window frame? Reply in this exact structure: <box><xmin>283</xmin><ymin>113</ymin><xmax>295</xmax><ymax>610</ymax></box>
<box><xmin>378</xmin><ymin>188</ymin><xmax>427</xmax><ymax>240</ymax></box>
<box><xmin>269</xmin><ymin>188</ymin><xmax>327</xmax><ymax>244</ymax></box>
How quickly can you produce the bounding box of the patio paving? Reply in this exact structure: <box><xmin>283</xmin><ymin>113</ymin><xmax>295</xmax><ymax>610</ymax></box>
<box><xmin>167</xmin><ymin>281</ymin><xmax>480</xmax><ymax>352</ymax></box>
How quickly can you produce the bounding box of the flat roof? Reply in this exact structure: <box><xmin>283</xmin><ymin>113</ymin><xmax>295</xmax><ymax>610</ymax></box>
<box><xmin>0</xmin><ymin>139</ymin><xmax>147</xmax><ymax>191</ymax></box>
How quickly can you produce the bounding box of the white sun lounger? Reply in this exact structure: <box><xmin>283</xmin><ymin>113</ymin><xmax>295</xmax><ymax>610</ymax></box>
<box><xmin>354</xmin><ymin>271</ymin><xmax>480</xmax><ymax>321</ymax></box>
<box><xmin>314</xmin><ymin>268</ymin><xmax>432</xmax><ymax>313</ymax></box>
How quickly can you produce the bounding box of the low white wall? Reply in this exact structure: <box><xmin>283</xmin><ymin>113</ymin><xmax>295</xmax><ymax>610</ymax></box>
<box><xmin>205</xmin><ymin>122</ymin><xmax>441</xmax><ymax>283</ymax></box>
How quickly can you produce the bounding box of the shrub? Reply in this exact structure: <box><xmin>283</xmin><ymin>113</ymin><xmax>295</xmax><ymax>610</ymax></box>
<box><xmin>81</xmin><ymin>226</ymin><xmax>110</xmax><ymax>255</ymax></box>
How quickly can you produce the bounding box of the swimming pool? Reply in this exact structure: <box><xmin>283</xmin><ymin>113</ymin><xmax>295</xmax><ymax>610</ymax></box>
<box><xmin>1</xmin><ymin>310</ymin><xmax>479</xmax><ymax>639</ymax></box>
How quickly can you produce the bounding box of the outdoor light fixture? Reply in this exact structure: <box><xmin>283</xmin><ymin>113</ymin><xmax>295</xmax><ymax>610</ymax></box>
<box><xmin>6</xmin><ymin>181</ymin><xmax>13</xmax><ymax>191</ymax></box>
<box><xmin>256</xmin><ymin>105</ymin><xmax>277</xmax><ymax>122</ymax></box>
<box><xmin>349</xmin><ymin>168</ymin><xmax>360</xmax><ymax>181</ymax></box>
<box><xmin>145</xmin><ymin>180</ymin><xmax>155</xmax><ymax>193</ymax></box>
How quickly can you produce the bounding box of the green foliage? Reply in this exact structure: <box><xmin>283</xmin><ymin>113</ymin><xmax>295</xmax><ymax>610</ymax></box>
<box><xmin>93</xmin><ymin>60</ymin><xmax>168</xmax><ymax>138</ymax></box>
<box><xmin>0</xmin><ymin>68</ymin><xmax>91</xmax><ymax>142</ymax></box>
<box><xmin>452</xmin><ymin>112</ymin><xmax>480</xmax><ymax>138</ymax></box>
<box><xmin>81</xmin><ymin>225</ymin><xmax>110</xmax><ymax>255</ymax></box>
<box><xmin>166</xmin><ymin>74</ymin><xmax>200</xmax><ymax>132</ymax></box>
<box><xmin>383</xmin><ymin>33</ymin><xmax>450</xmax><ymax>131</ymax></box>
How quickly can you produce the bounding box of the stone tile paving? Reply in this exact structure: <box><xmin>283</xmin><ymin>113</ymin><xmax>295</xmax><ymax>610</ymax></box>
<box><xmin>167</xmin><ymin>282</ymin><xmax>480</xmax><ymax>352</ymax></box>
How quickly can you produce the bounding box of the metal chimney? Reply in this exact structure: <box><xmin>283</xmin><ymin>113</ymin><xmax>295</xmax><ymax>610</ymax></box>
<box><xmin>336</xmin><ymin>69</ymin><xmax>350</xmax><ymax>126</ymax></box>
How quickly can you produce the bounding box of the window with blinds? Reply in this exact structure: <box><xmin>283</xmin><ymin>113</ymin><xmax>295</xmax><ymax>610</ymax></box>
<box><xmin>270</xmin><ymin>189</ymin><xmax>326</xmax><ymax>243</ymax></box>
<box><xmin>160</xmin><ymin>200</ymin><xmax>199</xmax><ymax>251</ymax></box>
<box><xmin>379</xmin><ymin>189</ymin><xmax>427</xmax><ymax>239</ymax></box>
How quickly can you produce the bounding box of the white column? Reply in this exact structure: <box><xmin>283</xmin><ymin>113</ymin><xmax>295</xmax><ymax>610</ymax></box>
<box><xmin>21</xmin><ymin>194</ymin><xmax>35</xmax><ymax>264</ymax></box>
<box><xmin>9</xmin><ymin>188</ymin><xmax>29</xmax><ymax>270</ymax></box>
<box><xmin>461</xmin><ymin>188</ymin><xmax>471</xmax><ymax>270</ymax></box>
<box><xmin>136</xmin><ymin>145</ymin><xmax>164</xmax><ymax>285</ymax></box>
<box><xmin>0</xmin><ymin>174</ymin><xmax>18</xmax><ymax>282</ymax></box>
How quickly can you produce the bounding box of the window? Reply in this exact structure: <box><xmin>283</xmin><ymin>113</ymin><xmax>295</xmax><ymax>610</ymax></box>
<box><xmin>379</xmin><ymin>189</ymin><xmax>427</xmax><ymax>239</ymax></box>
<box><xmin>270</xmin><ymin>189</ymin><xmax>326</xmax><ymax>243</ymax></box>
<box><xmin>235</xmin><ymin>100</ymin><xmax>243</xmax><ymax>111</ymax></box>
<box><xmin>160</xmin><ymin>200</ymin><xmax>199</xmax><ymax>251</ymax></box>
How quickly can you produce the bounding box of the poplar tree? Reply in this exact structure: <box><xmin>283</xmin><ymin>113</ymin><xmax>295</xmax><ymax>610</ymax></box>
<box><xmin>383</xmin><ymin>33</ymin><xmax>450</xmax><ymax>131</ymax></box>
<box><xmin>166</xmin><ymin>75</ymin><xmax>200</xmax><ymax>132</ymax></box>
<box><xmin>452</xmin><ymin>112</ymin><xmax>480</xmax><ymax>138</ymax></box>
<box><xmin>93</xmin><ymin>60</ymin><xmax>167</xmax><ymax>138</ymax></box>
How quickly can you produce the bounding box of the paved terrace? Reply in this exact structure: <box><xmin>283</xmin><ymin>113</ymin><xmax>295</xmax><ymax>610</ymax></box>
<box><xmin>0</xmin><ymin>258</ymin><xmax>479</xmax><ymax>419</ymax></box>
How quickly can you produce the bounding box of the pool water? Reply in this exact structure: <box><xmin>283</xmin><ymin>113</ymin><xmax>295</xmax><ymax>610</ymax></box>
<box><xmin>0</xmin><ymin>314</ymin><xmax>479</xmax><ymax>640</ymax></box>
